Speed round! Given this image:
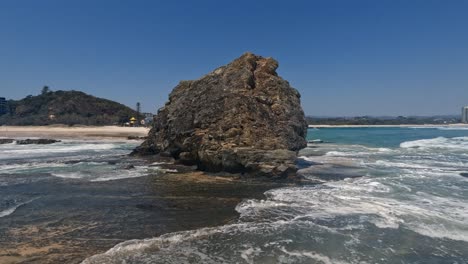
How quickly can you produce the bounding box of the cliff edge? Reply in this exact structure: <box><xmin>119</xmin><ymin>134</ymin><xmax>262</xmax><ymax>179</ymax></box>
<box><xmin>133</xmin><ymin>52</ymin><xmax>307</xmax><ymax>178</ymax></box>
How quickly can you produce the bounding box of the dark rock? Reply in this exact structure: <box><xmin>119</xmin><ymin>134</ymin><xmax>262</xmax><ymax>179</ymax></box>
<box><xmin>136</xmin><ymin>203</ymin><xmax>161</xmax><ymax>210</ymax></box>
<box><xmin>0</xmin><ymin>139</ymin><xmax>14</xmax><ymax>144</ymax></box>
<box><xmin>16</xmin><ymin>139</ymin><xmax>61</xmax><ymax>145</ymax></box>
<box><xmin>132</xmin><ymin>52</ymin><xmax>307</xmax><ymax>178</ymax></box>
<box><xmin>122</xmin><ymin>164</ymin><xmax>135</xmax><ymax>170</ymax></box>
<box><xmin>127</xmin><ymin>136</ymin><xmax>147</xmax><ymax>140</ymax></box>
<box><xmin>460</xmin><ymin>173</ymin><xmax>468</xmax><ymax>178</ymax></box>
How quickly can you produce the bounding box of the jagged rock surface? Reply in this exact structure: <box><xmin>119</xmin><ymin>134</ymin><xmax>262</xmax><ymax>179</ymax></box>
<box><xmin>133</xmin><ymin>53</ymin><xmax>307</xmax><ymax>178</ymax></box>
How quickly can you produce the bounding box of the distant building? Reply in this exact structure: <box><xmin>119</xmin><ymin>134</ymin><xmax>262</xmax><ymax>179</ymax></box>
<box><xmin>143</xmin><ymin>112</ymin><xmax>153</xmax><ymax>118</ymax></box>
<box><xmin>143</xmin><ymin>112</ymin><xmax>154</xmax><ymax>126</ymax></box>
<box><xmin>0</xmin><ymin>97</ymin><xmax>7</xmax><ymax>115</ymax></box>
<box><xmin>462</xmin><ymin>106</ymin><xmax>468</xmax><ymax>123</ymax></box>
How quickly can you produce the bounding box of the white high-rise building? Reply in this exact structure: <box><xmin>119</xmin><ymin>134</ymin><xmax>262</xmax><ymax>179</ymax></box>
<box><xmin>462</xmin><ymin>106</ymin><xmax>468</xmax><ymax>123</ymax></box>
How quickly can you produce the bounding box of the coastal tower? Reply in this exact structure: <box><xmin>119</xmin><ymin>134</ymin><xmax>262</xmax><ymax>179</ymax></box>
<box><xmin>462</xmin><ymin>106</ymin><xmax>468</xmax><ymax>123</ymax></box>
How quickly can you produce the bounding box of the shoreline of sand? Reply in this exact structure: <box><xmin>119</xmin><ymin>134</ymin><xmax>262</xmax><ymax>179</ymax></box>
<box><xmin>0</xmin><ymin>125</ymin><xmax>150</xmax><ymax>139</ymax></box>
<box><xmin>309</xmin><ymin>123</ymin><xmax>468</xmax><ymax>128</ymax></box>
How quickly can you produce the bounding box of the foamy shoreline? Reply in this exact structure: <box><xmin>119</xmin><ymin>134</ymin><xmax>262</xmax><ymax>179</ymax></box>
<box><xmin>0</xmin><ymin>125</ymin><xmax>150</xmax><ymax>139</ymax></box>
<box><xmin>309</xmin><ymin>124</ymin><xmax>468</xmax><ymax>128</ymax></box>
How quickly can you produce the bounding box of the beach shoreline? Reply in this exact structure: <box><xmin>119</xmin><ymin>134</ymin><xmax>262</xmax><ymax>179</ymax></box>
<box><xmin>0</xmin><ymin>125</ymin><xmax>150</xmax><ymax>140</ymax></box>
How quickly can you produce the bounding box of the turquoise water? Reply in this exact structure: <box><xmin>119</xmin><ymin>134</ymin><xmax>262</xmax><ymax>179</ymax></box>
<box><xmin>84</xmin><ymin>127</ymin><xmax>468</xmax><ymax>263</ymax></box>
<box><xmin>308</xmin><ymin>126</ymin><xmax>468</xmax><ymax>148</ymax></box>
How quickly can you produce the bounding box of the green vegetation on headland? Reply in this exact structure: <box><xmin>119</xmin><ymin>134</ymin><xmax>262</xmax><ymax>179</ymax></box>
<box><xmin>306</xmin><ymin>115</ymin><xmax>461</xmax><ymax>126</ymax></box>
<box><xmin>0</xmin><ymin>88</ymin><xmax>138</xmax><ymax>126</ymax></box>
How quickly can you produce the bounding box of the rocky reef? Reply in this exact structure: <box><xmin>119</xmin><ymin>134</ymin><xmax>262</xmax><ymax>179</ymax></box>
<box><xmin>133</xmin><ymin>52</ymin><xmax>307</xmax><ymax>178</ymax></box>
<box><xmin>0</xmin><ymin>138</ymin><xmax>60</xmax><ymax>144</ymax></box>
<box><xmin>15</xmin><ymin>139</ymin><xmax>61</xmax><ymax>145</ymax></box>
<box><xmin>0</xmin><ymin>139</ymin><xmax>14</xmax><ymax>144</ymax></box>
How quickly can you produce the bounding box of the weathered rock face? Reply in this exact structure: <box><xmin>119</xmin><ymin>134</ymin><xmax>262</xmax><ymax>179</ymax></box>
<box><xmin>133</xmin><ymin>52</ymin><xmax>307</xmax><ymax>178</ymax></box>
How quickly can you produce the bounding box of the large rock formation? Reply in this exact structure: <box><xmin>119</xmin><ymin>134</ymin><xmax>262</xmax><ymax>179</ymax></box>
<box><xmin>133</xmin><ymin>52</ymin><xmax>307</xmax><ymax>178</ymax></box>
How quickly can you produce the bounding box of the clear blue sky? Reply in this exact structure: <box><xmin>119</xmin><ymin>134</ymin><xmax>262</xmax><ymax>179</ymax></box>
<box><xmin>1</xmin><ymin>0</ymin><xmax>467</xmax><ymax>116</ymax></box>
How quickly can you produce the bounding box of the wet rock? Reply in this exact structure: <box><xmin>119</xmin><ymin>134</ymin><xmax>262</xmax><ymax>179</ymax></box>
<box><xmin>0</xmin><ymin>139</ymin><xmax>14</xmax><ymax>144</ymax></box>
<box><xmin>136</xmin><ymin>204</ymin><xmax>161</xmax><ymax>210</ymax></box>
<box><xmin>122</xmin><ymin>164</ymin><xmax>135</xmax><ymax>170</ymax></box>
<box><xmin>460</xmin><ymin>173</ymin><xmax>468</xmax><ymax>178</ymax></box>
<box><xmin>16</xmin><ymin>139</ymin><xmax>61</xmax><ymax>145</ymax></box>
<box><xmin>127</xmin><ymin>136</ymin><xmax>147</xmax><ymax>140</ymax></box>
<box><xmin>132</xmin><ymin>52</ymin><xmax>307</xmax><ymax>179</ymax></box>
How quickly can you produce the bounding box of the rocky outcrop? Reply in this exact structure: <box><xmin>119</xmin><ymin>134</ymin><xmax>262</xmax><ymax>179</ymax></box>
<box><xmin>16</xmin><ymin>139</ymin><xmax>61</xmax><ymax>145</ymax></box>
<box><xmin>127</xmin><ymin>136</ymin><xmax>148</xmax><ymax>140</ymax></box>
<box><xmin>0</xmin><ymin>139</ymin><xmax>14</xmax><ymax>144</ymax></box>
<box><xmin>133</xmin><ymin>52</ymin><xmax>307</xmax><ymax>178</ymax></box>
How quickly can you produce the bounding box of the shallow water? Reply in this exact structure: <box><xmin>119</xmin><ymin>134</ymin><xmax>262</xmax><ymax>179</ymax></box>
<box><xmin>83</xmin><ymin>127</ymin><xmax>468</xmax><ymax>263</ymax></box>
<box><xmin>0</xmin><ymin>138</ymin><xmax>279</xmax><ymax>263</ymax></box>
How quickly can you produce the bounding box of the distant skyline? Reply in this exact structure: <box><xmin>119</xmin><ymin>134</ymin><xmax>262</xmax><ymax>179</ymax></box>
<box><xmin>1</xmin><ymin>0</ymin><xmax>467</xmax><ymax>116</ymax></box>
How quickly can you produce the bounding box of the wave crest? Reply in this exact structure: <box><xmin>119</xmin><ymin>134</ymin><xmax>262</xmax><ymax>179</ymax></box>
<box><xmin>400</xmin><ymin>136</ymin><xmax>468</xmax><ymax>150</ymax></box>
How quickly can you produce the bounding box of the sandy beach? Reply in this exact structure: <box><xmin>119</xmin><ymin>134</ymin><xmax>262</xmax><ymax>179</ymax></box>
<box><xmin>0</xmin><ymin>126</ymin><xmax>150</xmax><ymax>139</ymax></box>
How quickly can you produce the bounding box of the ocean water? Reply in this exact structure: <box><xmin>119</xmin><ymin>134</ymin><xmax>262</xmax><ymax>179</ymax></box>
<box><xmin>82</xmin><ymin>127</ymin><xmax>468</xmax><ymax>264</ymax></box>
<box><xmin>0</xmin><ymin>139</ymin><xmax>159</xmax><ymax>218</ymax></box>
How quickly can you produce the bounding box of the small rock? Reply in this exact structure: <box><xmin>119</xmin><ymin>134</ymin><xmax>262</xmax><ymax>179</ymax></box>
<box><xmin>122</xmin><ymin>165</ymin><xmax>135</xmax><ymax>170</ymax></box>
<box><xmin>16</xmin><ymin>139</ymin><xmax>61</xmax><ymax>145</ymax></box>
<box><xmin>0</xmin><ymin>139</ymin><xmax>14</xmax><ymax>144</ymax></box>
<box><xmin>128</xmin><ymin>136</ymin><xmax>147</xmax><ymax>140</ymax></box>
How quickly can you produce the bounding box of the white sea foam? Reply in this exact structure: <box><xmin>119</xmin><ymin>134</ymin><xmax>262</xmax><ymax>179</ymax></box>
<box><xmin>239</xmin><ymin>246</ymin><xmax>262</xmax><ymax>264</ymax></box>
<box><xmin>373</xmin><ymin>160</ymin><xmax>434</xmax><ymax>169</ymax></box>
<box><xmin>83</xmin><ymin>165</ymin><xmax>468</xmax><ymax>263</ymax></box>
<box><xmin>0</xmin><ymin>205</ymin><xmax>21</xmax><ymax>218</ymax></box>
<box><xmin>437</xmin><ymin>127</ymin><xmax>468</xmax><ymax>130</ymax></box>
<box><xmin>279</xmin><ymin>247</ymin><xmax>348</xmax><ymax>264</ymax></box>
<box><xmin>324</xmin><ymin>146</ymin><xmax>393</xmax><ymax>158</ymax></box>
<box><xmin>409</xmin><ymin>126</ymin><xmax>468</xmax><ymax>130</ymax></box>
<box><xmin>51</xmin><ymin>165</ymin><xmax>157</xmax><ymax>182</ymax></box>
<box><xmin>90</xmin><ymin>168</ymin><xmax>153</xmax><ymax>182</ymax></box>
<box><xmin>69</xmin><ymin>130</ymin><xmax>468</xmax><ymax>262</ymax></box>
<box><xmin>82</xmin><ymin>224</ymin><xmax>246</xmax><ymax>264</ymax></box>
<box><xmin>1</xmin><ymin>143</ymin><xmax>118</xmax><ymax>154</ymax></box>
<box><xmin>325</xmin><ymin>151</ymin><xmax>353</xmax><ymax>157</ymax></box>
<box><xmin>237</xmin><ymin>173</ymin><xmax>468</xmax><ymax>241</ymax></box>
<box><xmin>0</xmin><ymin>140</ymin><xmax>138</xmax><ymax>161</ymax></box>
<box><xmin>400</xmin><ymin>136</ymin><xmax>468</xmax><ymax>150</ymax></box>
<box><xmin>0</xmin><ymin>198</ymin><xmax>38</xmax><ymax>218</ymax></box>
<box><xmin>0</xmin><ymin>160</ymin><xmax>158</xmax><ymax>182</ymax></box>
<box><xmin>0</xmin><ymin>162</ymin><xmax>69</xmax><ymax>174</ymax></box>
<box><xmin>82</xmin><ymin>220</ymin><xmax>357</xmax><ymax>264</ymax></box>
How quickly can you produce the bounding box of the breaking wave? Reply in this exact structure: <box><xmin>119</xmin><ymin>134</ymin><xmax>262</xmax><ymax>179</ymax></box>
<box><xmin>0</xmin><ymin>198</ymin><xmax>38</xmax><ymax>218</ymax></box>
<box><xmin>400</xmin><ymin>136</ymin><xmax>468</xmax><ymax>150</ymax></box>
<box><xmin>0</xmin><ymin>129</ymin><xmax>442</xmax><ymax>263</ymax></box>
